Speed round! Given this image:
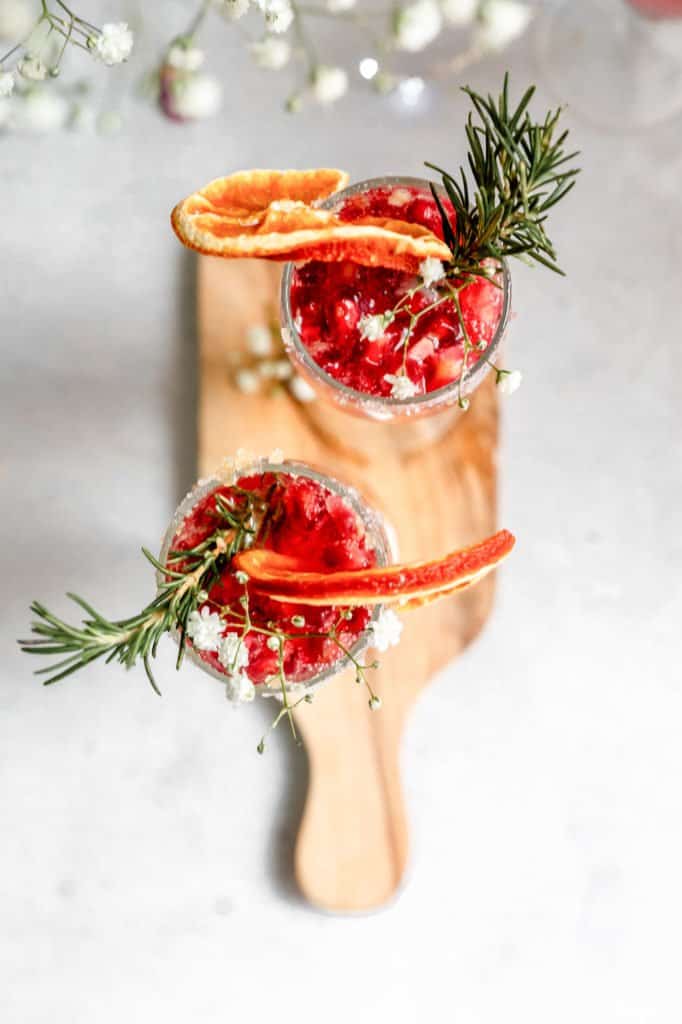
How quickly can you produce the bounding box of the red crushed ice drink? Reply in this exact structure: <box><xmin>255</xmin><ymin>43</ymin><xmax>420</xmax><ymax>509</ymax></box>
<box><xmin>282</xmin><ymin>177</ymin><xmax>511</xmax><ymax>421</ymax></box>
<box><xmin>158</xmin><ymin>458</ymin><xmax>393</xmax><ymax>696</ymax></box>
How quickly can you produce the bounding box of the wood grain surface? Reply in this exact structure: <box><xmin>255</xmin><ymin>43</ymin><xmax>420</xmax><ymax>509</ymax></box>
<box><xmin>198</xmin><ymin>255</ymin><xmax>499</xmax><ymax>912</ymax></box>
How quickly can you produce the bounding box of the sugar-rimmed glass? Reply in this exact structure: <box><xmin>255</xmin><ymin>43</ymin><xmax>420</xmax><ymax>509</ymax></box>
<box><xmin>280</xmin><ymin>175</ymin><xmax>512</xmax><ymax>432</ymax></box>
<box><xmin>157</xmin><ymin>457</ymin><xmax>394</xmax><ymax>695</ymax></box>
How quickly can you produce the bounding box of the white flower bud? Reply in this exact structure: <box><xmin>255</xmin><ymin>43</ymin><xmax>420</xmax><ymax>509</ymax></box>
<box><xmin>312</xmin><ymin>65</ymin><xmax>348</xmax><ymax>105</ymax></box>
<box><xmin>250</xmin><ymin>36</ymin><xmax>291</xmax><ymax>70</ymax></box>
<box><xmin>94</xmin><ymin>23</ymin><xmax>134</xmax><ymax>66</ymax></box>
<box><xmin>496</xmin><ymin>368</ymin><xmax>522</xmax><ymax>394</ymax></box>
<box><xmin>170</xmin><ymin>73</ymin><xmax>222</xmax><ymax>120</ymax></box>
<box><xmin>474</xmin><ymin>1</ymin><xmax>533</xmax><ymax>52</ymax></box>
<box><xmin>18</xmin><ymin>55</ymin><xmax>47</xmax><ymax>81</ymax></box>
<box><xmin>246</xmin><ymin>323</ymin><xmax>274</xmax><ymax>356</ymax></box>
<box><xmin>264</xmin><ymin>0</ymin><xmax>294</xmax><ymax>34</ymax></box>
<box><xmin>394</xmin><ymin>0</ymin><xmax>442</xmax><ymax>52</ymax></box>
<box><xmin>235</xmin><ymin>368</ymin><xmax>260</xmax><ymax>394</ymax></box>
<box><xmin>289</xmin><ymin>375</ymin><xmax>316</xmax><ymax>403</ymax></box>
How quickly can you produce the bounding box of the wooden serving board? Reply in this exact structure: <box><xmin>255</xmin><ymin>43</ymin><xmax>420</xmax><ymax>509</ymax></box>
<box><xmin>198</xmin><ymin>256</ymin><xmax>499</xmax><ymax>912</ymax></box>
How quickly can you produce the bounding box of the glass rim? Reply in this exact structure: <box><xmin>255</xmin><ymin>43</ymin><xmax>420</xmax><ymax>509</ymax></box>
<box><xmin>157</xmin><ymin>457</ymin><xmax>393</xmax><ymax>694</ymax></box>
<box><xmin>280</xmin><ymin>174</ymin><xmax>512</xmax><ymax>417</ymax></box>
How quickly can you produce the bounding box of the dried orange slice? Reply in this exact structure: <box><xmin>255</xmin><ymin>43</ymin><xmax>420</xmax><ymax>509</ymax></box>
<box><xmin>233</xmin><ymin>530</ymin><xmax>515</xmax><ymax>607</ymax></box>
<box><xmin>171</xmin><ymin>168</ymin><xmax>452</xmax><ymax>271</ymax></box>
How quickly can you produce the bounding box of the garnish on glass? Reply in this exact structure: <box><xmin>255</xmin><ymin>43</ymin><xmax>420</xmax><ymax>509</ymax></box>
<box><xmin>19</xmin><ymin>455</ymin><xmax>515</xmax><ymax>752</ymax></box>
<box><xmin>171</xmin><ymin>74</ymin><xmax>578</xmax><ymax>406</ymax></box>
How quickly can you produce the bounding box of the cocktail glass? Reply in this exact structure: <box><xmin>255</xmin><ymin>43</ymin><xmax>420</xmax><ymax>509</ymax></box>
<box><xmin>281</xmin><ymin>176</ymin><xmax>511</xmax><ymax>453</ymax></box>
<box><xmin>157</xmin><ymin>457</ymin><xmax>394</xmax><ymax>696</ymax></box>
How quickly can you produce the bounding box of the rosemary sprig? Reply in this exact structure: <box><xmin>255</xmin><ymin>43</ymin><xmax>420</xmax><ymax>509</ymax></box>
<box><xmin>427</xmin><ymin>72</ymin><xmax>580</xmax><ymax>279</ymax></box>
<box><xmin>18</xmin><ymin>488</ymin><xmax>262</xmax><ymax>693</ymax></box>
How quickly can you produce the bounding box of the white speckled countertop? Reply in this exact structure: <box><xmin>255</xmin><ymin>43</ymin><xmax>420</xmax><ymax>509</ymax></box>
<box><xmin>2</xmin><ymin>5</ymin><xmax>682</xmax><ymax>1021</ymax></box>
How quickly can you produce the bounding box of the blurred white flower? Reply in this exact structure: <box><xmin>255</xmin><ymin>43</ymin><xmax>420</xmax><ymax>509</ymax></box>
<box><xmin>186</xmin><ymin>607</ymin><xmax>224</xmax><ymax>652</ymax></box>
<box><xmin>394</xmin><ymin>0</ymin><xmax>443</xmax><ymax>53</ymax></box>
<box><xmin>11</xmin><ymin>88</ymin><xmax>69</xmax><ymax>133</ymax></box>
<box><xmin>312</xmin><ymin>65</ymin><xmax>348</xmax><ymax>104</ymax></box>
<box><xmin>496</xmin><ymin>368</ymin><xmax>522</xmax><ymax>394</ymax></box>
<box><xmin>167</xmin><ymin>45</ymin><xmax>205</xmax><ymax>71</ymax></box>
<box><xmin>475</xmin><ymin>1</ymin><xmax>533</xmax><ymax>51</ymax></box>
<box><xmin>235</xmin><ymin>367</ymin><xmax>260</xmax><ymax>394</ymax></box>
<box><xmin>225</xmin><ymin>672</ymin><xmax>256</xmax><ymax>703</ymax></box>
<box><xmin>18</xmin><ymin>55</ymin><xmax>47</xmax><ymax>81</ymax></box>
<box><xmin>419</xmin><ymin>257</ymin><xmax>445</xmax><ymax>286</ymax></box>
<box><xmin>218</xmin><ymin>632</ymin><xmax>250</xmax><ymax>674</ymax></box>
<box><xmin>0</xmin><ymin>71</ymin><xmax>14</xmax><ymax>97</ymax></box>
<box><xmin>94</xmin><ymin>23</ymin><xmax>134</xmax><ymax>66</ymax></box>
<box><xmin>0</xmin><ymin>0</ymin><xmax>35</xmax><ymax>41</ymax></box>
<box><xmin>217</xmin><ymin>0</ymin><xmax>251</xmax><ymax>19</ymax></box>
<box><xmin>384</xmin><ymin>372</ymin><xmax>419</xmax><ymax>399</ymax></box>
<box><xmin>327</xmin><ymin>0</ymin><xmax>357</xmax><ymax>10</ymax></box>
<box><xmin>369</xmin><ymin>608</ymin><xmax>403</xmax><ymax>652</ymax></box>
<box><xmin>264</xmin><ymin>0</ymin><xmax>294</xmax><ymax>34</ymax></box>
<box><xmin>250</xmin><ymin>35</ymin><xmax>291</xmax><ymax>70</ymax></box>
<box><xmin>171</xmin><ymin>73</ymin><xmax>223</xmax><ymax>119</ymax></box>
<box><xmin>246</xmin><ymin>323</ymin><xmax>274</xmax><ymax>356</ymax></box>
<box><xmin>289</xmin><ymin>375</ymin><xmax>316</xmax><ymax>403</ymax></box>
<box><xmin>441</xmin><ymin>0</ymin><xmax>478</xmax><ymax>25</ymax></box>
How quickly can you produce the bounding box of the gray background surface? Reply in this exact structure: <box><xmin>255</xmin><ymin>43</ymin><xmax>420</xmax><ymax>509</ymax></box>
<box><xmin>2</xmin><ymin>3</ymin><xmax>682</xmax><ymax>1021</ymax></box>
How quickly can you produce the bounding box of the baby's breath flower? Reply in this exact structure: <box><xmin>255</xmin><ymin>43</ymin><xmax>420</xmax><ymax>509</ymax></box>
<box><xmin>94</xmin><ymin>23</ymin><xmax>134</xmax><ymax>66</ymax></box>
<box><xmin>441</xmin><ymin>0</ymin><xmax>478</xmax><ymax>25</ymax></box>
<box><xmin>289</xmin><ymin>375</ymin><xmax>316</xmax><ymax>403</ymax></box>
<box><xmin>358</xmin><ymin>313</ymin><xmax>387</xmax><ymax>341</ymax></box>
<box><xmin>217</xmin><ymin>0</ymin><xmax>251</xmax><ymax>19</ymax></box>
<box><xmin>291</xmin><ymin>614</ymin><xmax>306</xmax><ymax>628</ymax></box>
<box><xmin>250</xmin><ymin>35</ymin><xmax>291</xmax><ymax>70</ymax></box>
<box><xmin>0</xmin><ymin>71</ymin><xmax>14</xmax><ymax>97</ymax></box>
<box><xmin>246</xmin><ymin>323</ymin><xmax>274</xmax><ymax>356</ymax></box>
<box><xmin>368</xmin><ymin>608</ymin><xmax>403</xmax><ymax>652</ymax></box>
<box><xmin>235</xmin><ymin>570</ymin><xmax>250</xmax><ymax>585</ymax></box>
<box><xmin>235</xmin><ymin>368</ymin><xmax>260</xmax><ymax>394</ymax></box>
<box><xmin>186</xmin><ymin>606</ymin><xmax>224</xmax><ymax>652</ymax></box>
<box><xmin>495</xmin><ymin>368</ymin><xmax>522</xmax><ymax>394</ymax></box>
<box><xmin>226</xmin><ymin>672</ymin><xmax>256</xmax><ymax>703</ymax></box>
<box><xmin>170</xmin><ymin>73</ymin><xmax>222</xmax><ymax>120</ymax></box>
<box><xmin>267</xmin><ymin>635</ymin><xmax>281</xmax><ymax>651</ymax></box>
<box><xmin>369</xmin><ymin>695</ymin><xmax>382</xmax><ymax>710</ymax></box>
<box><xmin>474</xmin><ymin>0</ymin><xmax>533</xmax><ymax>52</ymax></box>
<box><xmin>394</xmin><ymin>0</ymin><xmax>443</xmax><ymax>53</ymax></box>
<box><xmin>264</xmin><ymin>0</ymin><xmax>295</xmax><ymax>34</ymax></box>
<box><xmin>18</xmin><ymin>55</ymin><xmax>47</xmax><ymax>81</ymax></box>
<box><xmin>312</xmin><ymin>65</ymin><xmax>348</xmax><ymax>104</ymax></box>
<box><xmin>419</xmin><ymin>256</ymin><xmax>446</xmax><ymax>287</ymax></box>
<box><xmin>384</xmin><ymin>372</ymin><xmax>419</xmax><ymax>400</ymax></box>
<box><xmin>218</xmin><ymin>631</ymin><xmax>250</xmax><ymax>673</ymax></box>
<box><xmin>167</xmin><ymin>44</ymin><xmax>205</xmax><ymax>72</ymax></box>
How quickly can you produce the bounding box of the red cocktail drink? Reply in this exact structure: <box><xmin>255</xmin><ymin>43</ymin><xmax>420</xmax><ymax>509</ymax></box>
<box><xmin>158</xmin><ymin>459</ymin><xmax>392</xmax><ymax>693</ymax></box>
<box><xmin>282</xmin><ymin>177</ymin><xmax>511</xmax><ymax>420</ymax></box>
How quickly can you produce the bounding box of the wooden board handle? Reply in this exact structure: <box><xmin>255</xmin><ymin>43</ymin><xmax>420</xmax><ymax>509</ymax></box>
<box><xmin>294</xmin><ymin>656</ymin><xmax>410</xmax><ymax>913</ymax></box>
